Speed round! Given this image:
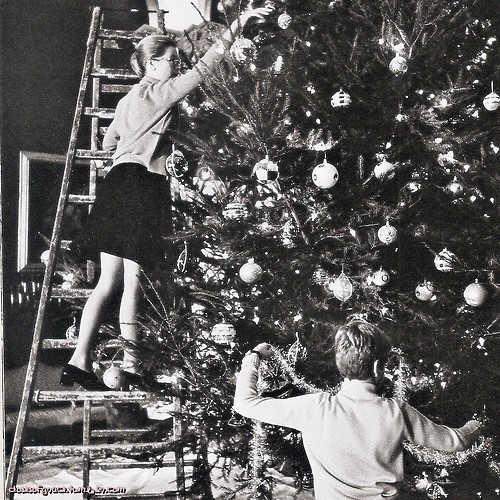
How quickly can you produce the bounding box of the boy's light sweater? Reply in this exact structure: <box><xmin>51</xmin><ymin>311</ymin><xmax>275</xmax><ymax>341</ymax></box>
<box><xmin>234</xmin><ymin>354</ymin><xmax>480</xmax><ymax>499</ymax></box>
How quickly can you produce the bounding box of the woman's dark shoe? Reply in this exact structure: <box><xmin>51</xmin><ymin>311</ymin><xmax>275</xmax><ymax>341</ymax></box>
<box><xmin>60</xmin><ymin>364</ymin><xmax>108</xmax><ymax>391</ymax></box>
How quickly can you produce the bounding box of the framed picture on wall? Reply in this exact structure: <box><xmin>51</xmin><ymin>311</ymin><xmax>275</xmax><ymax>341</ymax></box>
<box><xmin>17</xmin><ymin>151</ymin><xmax>90</xmax><ymax>273</ymax></box>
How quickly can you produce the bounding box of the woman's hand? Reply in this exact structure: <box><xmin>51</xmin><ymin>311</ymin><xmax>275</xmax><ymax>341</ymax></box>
<box><xmin>252</xmin><ymin>343</ymin><xmax>273</xmax><ymax>359</ymax></box>
<box><xmin>231</xmin><ymin>6</ymin><xmax>275</xmax><ymax>31</ymax></box>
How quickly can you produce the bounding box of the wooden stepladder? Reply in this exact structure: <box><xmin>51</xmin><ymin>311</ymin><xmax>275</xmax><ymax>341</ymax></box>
<box><xmin>6</xmin><ymin>6</ymin><xmax>194</xmax><ymax>499</ymax></box>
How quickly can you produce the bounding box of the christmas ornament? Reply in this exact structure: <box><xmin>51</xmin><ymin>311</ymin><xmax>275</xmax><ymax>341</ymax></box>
<box><xmin>372</xmin><ymin>268</ymin><xmax>390</xmax><ymax>287</ymax></box>
<box><xmin>434</xmin><ymin>248</ymin><xmax>456</xmax><ymax>272</ymax></box>
<box><xmin>176</xmin><ymin>242</ymin><xmax>188</xmax><ymax>272</ymax></box>
<box><xmin>211</xmin><ymin>322</ymin><xmax>237</xmax><ymax>344</ymax></box>
<box><xmin>312</xmin><ymin>158</ymin><xmax>339</xmax><ymax>188</ymax></box>
<box><xmin>374</xmin><ymin>158</ymin><xmax>396</xmax><ymax>179</ymax></box>
<box><xmin>281</xmin><ymin>219</ymin><xmax>298</xmax><ymax>248</ymax></box>
<box><xmin>426</xmin><ymin>483</ymin><xmax>448</xmax><ymax>499</ymax></box>
<box><xmin>330</xmin><ymin>89</ymin><xmax>351</xmax><ymax>108</ymax></box>
<box><xmin>287</xmin><ymin>334</ymin><xmax>307</xmax><ymax>366</ymax></box>
<box><xmin>239</xmin><ymin>260</ymin><xmax>263</xmax><ymax>284</ymax></box>
<box><xmin>312</xmin><ymin>268</ymin><xmax>331</xmax><ymax>286</ymax></box>
<box><xmin>329</xmin><ymin>271</ymin><xmax>353</xmax><ymax>302</ymax></box>
<box><xmin>463</xmin><ymin>280</ymin><xmax>488</xmax><ymax>307</ymax></box>
<box><xmin>40</xmin><ymin>250</ymin><xmax>50</xmax><ymax>266</ymax></box>
<box><xmin>230</xmin><ymin>36</ymin><xmax>256</xmax><ymax>63</ymax></box>
<box><xmin>272</xmin><ymin>55</ymin><xmax>284</xmax><ymax>74</ymax></box>
<box><xmin>277</xmin><ymin>12</ymin><xmax>292</xmax><ymax>29</ymax></box>
<box><xmin>165</xmin><ymin>145</ymin><xmax>188</xmax><ymax>177</ymax></box>
<box><xmin>415</xmin><ymin>281</ymin><xmax>435</xmax><ymax>301</ymax></box>
<box><xmin>406</xmin><ymin>181</ymin><xmax>421</xmax><ymax>193</ymax></box>
<box><xmin>253</xmin><ymin>155</ymin><xmax>280</xmax><ymax>183</ymax></box>
<box><xmin>483</xmin><ymin>83</ymin><xmax>500</xmax><ymax>111</ymax></box>
<box><xmin>65</xmin><ymin>317</ymin><xmax>78</xmax><ymax>340</ymax></box>
<box><xmin>377</xmin><ymin>221</ymin><xmax>398</xmax><ymax>245</ymax></box>
<box><xmin>222</xmin><ymin>201</ymin><xmax>250</xmax><ymax>221</ymax></box>
<box><xmin>389</xmin><ymin>54</ymin><xmax>408</xmax><ymax>75</ymax></box>
<box><xmin>445</xmin><ymin>178</ymin><xmax>464</xmax><ymax>196</ymax></box>
<box><xmin>103</xmin><ymin>366</ymin><xmax>125</xmax><ymax>390</ymax></box>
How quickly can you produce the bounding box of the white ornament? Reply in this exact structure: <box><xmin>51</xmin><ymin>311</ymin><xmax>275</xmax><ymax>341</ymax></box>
<box><xmin>415</xmin><ymin>281</ymin><xmax>435</xmax><ymax>301</ymax></box>
<box><xmin>312</xmin><ymin>159</ymin><xmax>339</xmax><ymax>188</ymax></box>
<box><xmin>211</xmin><ymin>322</ymin><xmax>236</xmax><ymax>344</ymax></box>
<box><xmin>463</xmin><ymin>281</ymin><xmax>488</xmax><ymax>307</ymax></box>
<box><xmin>239</xmin><ymin>260</ymin><xmax>263</xmax><ymax>284</ymax></box>
<box><xmin>40</xmin><ymin>250</ymin><xmax>50</xmax><ymax>266</ymax></box>
<box><xmin>446</xmin><ymin>178</ymin><xmax>464</xmax><ymax>197</ymax></box>
<box><xmin>65</xmin><ymin>317</ymin><xmax>78</xmax><ymax>339</ymax></box>
<box><xmin>222</xmin><ymin>202</ymin><xmax>250</xmax><ymax>220</ymax></box>
<box><xmin>253</xmin><ymin>155</ymin><xmax>280</xmax><ymax>183</ymax></box>
<box><xmin>483</xmin><ymin>91</ymin><xmax>500</xmax><ymax>111</ymax></box>
<box><xmin>103</xmin><ymin>366</ymin><xmax>125</xmax><ymax>390</ymax></box>
<box><xmin>377</xmin><ymin>221</ymin><xmax>398</xmax><ymax>245</ymax></box>
<box><xmin>273</xmin><ymin>55</ymin><xmax>285</xmax><ymax>75</ymax></box>
<box><xmin>372</xmin><ymin>268</ymin><xmax>390</xmax><ymax>286</ymax></box>
<box><xmin>374</xmin><ymin>159</ymin><xmax>396</xmax><ymax>179</ymax></box>
<box><xmin>331</xmin><ymin>89</ymin><xmax>351</xmax><ymax>108</ymax></box>
<box><xmin>230</xmin><ymin>37</ymin><xmax>256</xmax><ymax>63</ymax></box>
<box><xmin>165</xmin><ymin>145</ymin><xmax>188</xmax><ymax>178</ymax></box>
<box><xmin>389</xmin><ymin>54</ymin><xmax>408</xmax><ymax>75</ymax></box>
<box><xmin>329</xmin><ymin>271</ymin><xmax>353</xmax><ymax>302</ymax></box>
<box><xmin>434</xmin><ymin>248</ymin><xmax>456</xmax><ymax>272</ymax></box>
<box><xmin>277</xmin><ymin>12</ymin><xmax>292</xmax><ymax>29</ymax></box>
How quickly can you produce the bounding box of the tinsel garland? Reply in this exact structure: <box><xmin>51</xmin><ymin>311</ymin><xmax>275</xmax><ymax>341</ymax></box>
<box><xmin>247</xmin><ymin>345</ymin><xmax>496</xmax><ymax>498</ymax></box>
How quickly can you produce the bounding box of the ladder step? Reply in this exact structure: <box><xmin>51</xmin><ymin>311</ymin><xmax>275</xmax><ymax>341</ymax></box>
<box><xmin>52</xmin><ymin>287</ymin><xmax>92</xmax><ymax>299</ymax></box>
<box><xmin>42</xmin><ymin>338</ymin><xmax>122</xmax><ymax>349</ymax></box>
<box><xmin>22</xmin><ymin>441</ymin><xmax>175</xmax><ymax>460</ymax></box>
<box><xmin>84</xmin><ymin>107</ymin><xmax>116</xmax><ymax>119</ymax></box>
<box><xmin>33</xmin><ymin>390</ymin><xmax>166</xmax><ymax>403</ymax></box>
<box><xmin>98</xmin><ymin>28</ymin><xmax>145</xmax><ymax>42</ymax></box>
<box><xmin>76</xmin><ymin>149</ymin><xmax>113</xmax><ymax>160</ymax></box>
<box><xmin>68</xmin><ymin>194</ymin><xmax>96</xmax><ymax>204</ymax></box>
<box><xmin>91</xmin><ymin>428</ymin><xmax>152</xmax><ymax>439</ymax></box>
<box><xmin>91</xmin><ymin>457</ymin><xmax>196</xmax><ymax>470</ymax></box>
<box><xmin>91</xmin><ymin>68</ymin><xmax>137</xmax><ymax>80</ymax></box>
<box><xmin>102</xmin><ymin>83</ymin><xmax>135</xmax><ymax>93</ymax></box>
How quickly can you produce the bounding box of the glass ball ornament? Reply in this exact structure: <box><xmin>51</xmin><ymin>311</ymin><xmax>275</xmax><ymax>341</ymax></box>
<box><xmin>253</xmin><ymin>155</ymin><xmax>280</xmax><ymax>183</ymax></box>
<box><xmin>223</xmin><ymin>201</ymin><xmax>250</xmax><ymax>221</ymax></box>
<box><xmin>65</xmin><ymin>317</ymin><xmax>78</xmax><ymax>339</ymax></box>
<box><xmin>312</xmin><ymin>158</ymin><xmax>339</xmax><ymax>188</ymax></box>
<box><xmin>406</xmin><ymin>181</ymin><xmax>421</xmax><ymax>193</ymax></box>
<box><xmin>372</xmin><ymin>268</ymin><xmax>390</xmax><ymax>287</ymax></box>
<box><xmin>445</xmin><ymin>178</ymin><xmax>464</xmax><ymax>197</ymax></box>
<box><xmin>434</xmin><ymin>248</ymin><xmax>456</xmax><ymax>272</ymax></box>
<box><xmin>377</xmin><ymin>221</ymin><xmax>398</xmax><ymax>245</ymax></box>
<box><xmin>374</xmin><ymin>158</ymin><xmax>396</xmax><ymax>179</ymax></box>
<box><xmin>415</xmin><ymin>281</ymin><xmax>435</xmax><ymax>301</ymax></box>
<box><xmin>277</xmin><ymin>12</ymin><xmax>292</xmax><ymax>29</ymax></box>
<box><xmin>239</xmin><ymin>260</ymin><xmax>263</xmax><ymax>284</ymax></box>
<box><xmin>483</xmin><ymin>91</ymin><xmax>500</xmax><ymax>111</ymax></box>
<box><xmin>211</xmin><ymin>322</ymin><xmax>236</xmax><ymax>344</ymax></box>
<box><xmin>389</xmin><ymin>54</ymin><xmax>408</xmax><ymax>75</ymax></box>
<box><xmin>165</xmin><ymin>147</ymin><xmax>188</xmax><ymax>178</ymax></box>
<box><xmin>463</xmin><ymin>280</ymin><xmax>488</xmax><ymax>307</ymax></box>
<box><xmin>103</xmin><ymin>366</ymin><xmax>125</xmax><ymax>389</ymax></box>
<box><xmin>230</xmin><ymin>36</ymin><xmax>256</xmax><ymax>63</ymax></box>
<box><xmin>40</xmin><ymin>249</ymin><xmax>50</xmax><ymax>266</ymax></box>
<box><xmin>328</xmin><ymin>271</ymin><xmax>353</xmax><ymax>302</ymax></box>
<box><xmin>330</xmin><ymin>89</ymin><xmax>351</xmax><ymax>108</ymax></box>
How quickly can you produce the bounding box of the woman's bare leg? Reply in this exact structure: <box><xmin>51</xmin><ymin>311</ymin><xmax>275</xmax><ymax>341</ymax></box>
<box><xmin>68</xmin><ymin>253</ymin><xmax>124</xmax><ymax>372</ymax></box>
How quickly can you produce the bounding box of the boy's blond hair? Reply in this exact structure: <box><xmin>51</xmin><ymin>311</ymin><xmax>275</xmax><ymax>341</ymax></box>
<box><xmin>334</xmin><ymin>321</ymin><xmax>392</xmax><ymax>380</ymax></box>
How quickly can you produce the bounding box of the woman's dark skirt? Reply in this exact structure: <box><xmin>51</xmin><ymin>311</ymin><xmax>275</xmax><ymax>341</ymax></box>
<box><xmin>74</xmin><ymin>162</ymin><xmax>171</xmax><ymax>269</ymax></box>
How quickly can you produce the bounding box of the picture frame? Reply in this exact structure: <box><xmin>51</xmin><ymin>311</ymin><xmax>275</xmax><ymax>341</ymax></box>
<box><xmin>17</xmin><ymin>151</ymin><xmax>89</xmax><ymax>273</ymax></box>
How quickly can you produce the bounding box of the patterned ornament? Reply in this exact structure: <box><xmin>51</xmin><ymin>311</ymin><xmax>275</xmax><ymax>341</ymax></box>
<box><xmin>330</xmin><ymin>89</ymin><xmax>351</xmax><ymax>108</ymax></box>
<box><xmin>434</xmin><ymin>248</ymin><xmax>456</xmax><ymax>272</ymax></box>
<box><xmin>281</xmin><ymin>219</ymin><xmax>298</xmax><ymax>248</ymax></box>
<box><xmin>223</xmin><ymin>201</ymin><xmax>250</xmax><ymax>221</ymax></box>
<box><xmin>230</xmin><ymin>36</ymin><xmax>256</xmax><ymax>63</ymax></box>
<box><xmin>103</xmin><ymin>366</ymin><xmax>125</xmax><ymax>390</ymax></box>
<box><xmin>239</xmin><ymin>260</ymin><xmax>263</xmax><ymax>284</ymax></box>
<box><xmin>211</xmin><ymin>322</ymin><xmax>237</xmax><ymax>344</ymax></box>
<box><xmin>426</xmin><ymin>482</ymin><xmax>448</xmax><ymax>499</ymax></box>
<box><xmin>463</xmin><ymin>280</ymin><xmax>488</xmax><ymax>307</ymax></box>
<box><xmin>176</xmin><ymin>242</ymin><xmax>188</xmax><ymax>272</ymax></box>
<box><xmin>374</xmin><ymin>158</ymin><xmax>396</xmax><ymax>179</ymax></box>
<box><xmin>389</xmin><ymin>54</ymin><xmax>408</xmax><ymax>75</ymax></box>
<box><xmin>277</xmin><ymin>12</ymin><xmax>292</xmax><ymax>29</ymax></box>
<box><xmin>65</xmin><ymin>317</ymin><xmax>78</xmax><ymax>340</ymax></box>
<box><xmin>312</xmin><ymin>158</ymin><xmax>339</xmax><ymax>188</ymax></box>
<box><xmin>273</xmin><ymin>55</ymin><xmax>285</xmax><ymax>74</ymax></box>
<box><xmin>415</xmin><ymin>281</ymin><xmax>435</xmax><ymax>301</ymax></box>
<box><xmin>253</xmin><ymin>155</ymin><xmax>280</xmax><ymax>183</ymax></box>
<box><xmin>287</xmin><ymin>334</ymin><xmax>307</xmax><ymax>366</ymax></box>
<box><xmin>377</xmin><ymin>221</ymin><xmax>398</xmax><ymax>245</ymax></box>
<box><xmin>483</xmin><ymin>91</ymin><xmax>500</xmax><ymax>111</ymax></box>
<box><xmin>329</xmin><ymin>271</ymin><xmax>353</xmax><ymax>302</ymax></box>
<box><xmin>372</xmin><ymin>268</ymin><xmax>390</xmax><ymax>287</ymax></box>
<box><xmin>165</xmin><ymin>145</ymin><xmax>188</xmax><ymax>177</ymax></box>
<box><xmin>445</xmin><ymin>178</ymin><xmax>464</xmax><ymax>196</ymax></box>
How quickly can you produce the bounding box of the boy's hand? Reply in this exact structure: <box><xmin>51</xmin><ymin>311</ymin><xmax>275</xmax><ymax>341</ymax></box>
<box><xmin>236</xmin><ymin>6</ymin><xmax>275</xmax><ymax>29</ymax></box>
<box><xmin>252</xmin><ymin>342</ymin><xmax>273</xmax><ymax>359</ymax></box>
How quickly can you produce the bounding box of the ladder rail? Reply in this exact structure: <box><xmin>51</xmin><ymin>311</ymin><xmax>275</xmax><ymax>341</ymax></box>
<box><xmin>5</xmin><ymin>7</ymin><xmax>103</xmax><ymax>495</ymax></box>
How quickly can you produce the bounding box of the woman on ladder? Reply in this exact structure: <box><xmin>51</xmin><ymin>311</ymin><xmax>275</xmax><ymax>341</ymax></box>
<box><xmin>61</xmin><ymin>6</ymin><xmax>272</xmax><ymax>390</ymax></box>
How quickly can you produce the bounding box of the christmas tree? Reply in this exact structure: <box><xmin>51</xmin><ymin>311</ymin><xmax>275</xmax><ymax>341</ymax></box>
<box><xmin>91</xmin><ymin>0</ymin><xmax>500</xmax><ymax>497</ymax></box>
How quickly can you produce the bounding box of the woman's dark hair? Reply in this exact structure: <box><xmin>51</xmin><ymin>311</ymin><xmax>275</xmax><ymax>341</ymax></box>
<box><xmin>130</xmin><ymin>35</ymin><xmax>178</xmax><ymax>77</ymax></box>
